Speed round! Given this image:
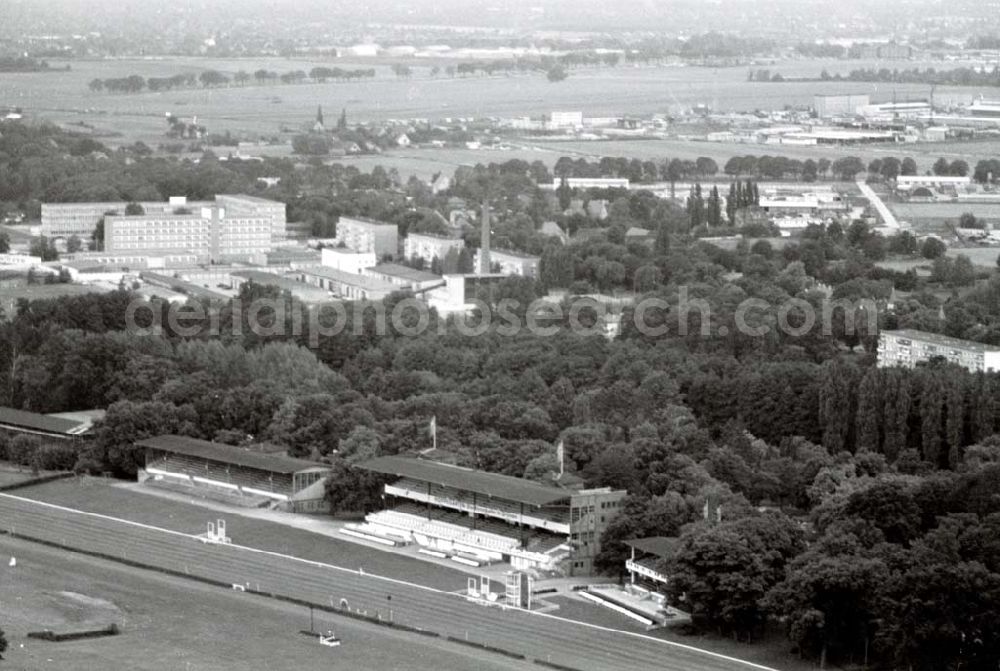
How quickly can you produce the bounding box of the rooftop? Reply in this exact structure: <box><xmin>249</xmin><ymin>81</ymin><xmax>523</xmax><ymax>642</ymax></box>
<box><xmin>338</xmin><ymin>216</ymin><xmax>399</xmax><ymax>230</ymax></box>
<box><xmin>0</xmin><ymin>406</ymin><xmax>93</xmax><ymax>436</ymax></box>
<box><xmin>357</xmin><ymin>455</ymin><xmax>573</xmax><ymax>507</ymax></box>
<box><xmin>138</xmin><ymin>435</ymin><xmax>328</xmax><ymax>474</ymax></box>
<box><xmin>300</xmin><ymin>266</ymin><xmax>398</xmax><ymax>293</ymax></box>
<box><xmin>407</xmin><ymin>232</ymin><xmax>463</xmax><ymax>242</ymax></box>
<box><xmin>216</xmin><ymin>194</ymin><xmax>284</xmax><ymax>205</ymax></box>
<box><xmin>880</xmin><ymin>329</ymin><xmax>1000</xmax><ymax>353</ymax></box>
<box><xmin>623</xmin><ymin>536</ymin><xmax>681</xmax><ymax>560</ymax></box>
<box><xmin>488</xmin><ymin>248</ymin><xmax>540</xmax><ymax>261</ymax></box>
<box><xmin>369</xmin><ymin>263</ymin><xmax>442</xmax><ymax>283</ymax></box>
<box><xmin>141</xmin><ymin>272</ymin><xmax>230</xmax><ymax>301</ymax></box>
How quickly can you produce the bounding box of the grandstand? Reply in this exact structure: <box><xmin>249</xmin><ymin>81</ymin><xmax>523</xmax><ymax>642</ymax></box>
<box><xmin>0</xmin><ymin>406</ymin><xmax>97</xmax><ymax>440</ymax></box>
<box><xmin>624</xmin><ymin>537</ymin><xmax>678</xmax><ymax>590</ymax></box>
<box><xmin>137</xmin><ymin>435</ymin><xmax>331</xmax><ymax>513</ymax></box>
<box><xmin>356</xmin><ymin>456</ymin><xmax>626</xmax><ymax>575</ymax></box>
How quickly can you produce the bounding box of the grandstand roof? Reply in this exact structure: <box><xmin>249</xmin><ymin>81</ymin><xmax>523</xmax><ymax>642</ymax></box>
<box><xmin>138</xmin><ymin>435</ymin><xmax>328</xmax><ymax>475</ymax></box>
<box><xmin>624</xmin><ymin>536</ymin><xmax>680</xmax><ymax>559</ymax></box>
<box><xmin>357</xmin><ymin>456</ymin><xmax>572</xmax><ymax>506</ymax></box>
<box><xmin>0</xmin><ymin>407</ymin><xmax>92</xmax><ymax>436</ymax></box>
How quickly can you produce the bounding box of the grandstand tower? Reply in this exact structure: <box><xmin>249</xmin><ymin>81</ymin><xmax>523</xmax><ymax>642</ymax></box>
<box><xmin>354</xmin><ymin>456</ymin><xmax>626</xmax><ymax>576</ymax></box>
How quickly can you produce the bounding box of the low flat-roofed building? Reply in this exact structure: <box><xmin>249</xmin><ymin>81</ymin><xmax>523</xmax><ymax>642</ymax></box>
<box><xmin>321</xmin><ymin>247</ymin><xmax>378</xmax><ymax>275</ymax></box>
<box><xmin>141</xmin><ymin>272</ymin><xmax>232</xmax><ymax>302</ymax></box>
<box><xmin>548</xmin><ymin>111</ymin><xmax>584</xmax><ymax>128</ymax></box>
<box><xmin>297</xmin><ymin>266</ymin><xmax>397</xmax><ymax>301</ymax></box>
<box><xmin>896</xmin><ymin>175</ymin><xmax>972</xmax><ymax>190</ymax></box>
<box><xmin>0</xmin><ymin>253</ymin><xmax>42</xmax><ymax>269</ymax></box>
<box><xmin>475</xmin><ymin>248</ymin><xmax>540</xmax><ymax>278</ymax></box>
<box><xmin>970</xmin><ymin>100</ymin><xmax>1000</xmax><ymax>119</ymax></box>
<box><xmin>813</xmin><ymin>94</ymin><xmax>871</xmax><ymax>119</ymax></box>
<box><xmin>547</xmin><ymin>177</ymin><xmax>630</xmax><ymax>190</ymax></box>
<box><xmin>230</xmin><ymin>269</ymin><xmax>332</xmax><ymax>303</ymax></box>
<box><xmin>260</xmin><ymin>246</ymin><xmax>322</xmax><ymax>268</ymax></box>
<box><xmin>61</xmin><ymin>250</ymin><xmax>204</xmax><ymax>269</ymax></box>
<box><xmin>363</xmin><ymin>263</ymin><xmax>443</xmax><ymax>291</ymax></box>
<box><xmin>878</xmin><ymin>328</ymin><xmax>1000</xmax><ymax>372</ymax></box>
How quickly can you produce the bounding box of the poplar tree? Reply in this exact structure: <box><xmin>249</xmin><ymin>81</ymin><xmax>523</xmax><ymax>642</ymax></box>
<box><xmin>920</xmin><ymin>371</ymin><xmax>945</xmax><ymax>467</ymax></box>
<box><xmin>855</xmin><ymin>370</ymin><xmax>882</xmax><ymax>453</ymax></box>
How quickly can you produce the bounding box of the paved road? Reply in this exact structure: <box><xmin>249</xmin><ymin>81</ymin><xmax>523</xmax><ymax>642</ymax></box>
<box><xmin>0</xmin><ymin>493</ymin><xmax>781</xmax><ymax>671</ymax></box>
<box><xmin>856</xmin><ymin>179</ymin><xmax>901</xmax><ymax>230</ymax></box>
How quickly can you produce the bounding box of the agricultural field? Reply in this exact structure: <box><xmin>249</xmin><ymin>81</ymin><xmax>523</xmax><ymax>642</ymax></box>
<box><xmin>0</xmin><ymin>536</ymin><xmax>529</xmax><ymax>671</ymax></box>
<box><xmin>946</xmin><ymin>246</ymin><xmax>1000</xmax><ymax>268</ymax></box>
<box><xmin>890</xmin><ymin>201</ymin><xmax>1000</xmax><ymax>224</ymax></box>
<box><xmin>5</xmin><ymin>55</ymin><xmax>1000</xmax><ymax>153</ymax></box>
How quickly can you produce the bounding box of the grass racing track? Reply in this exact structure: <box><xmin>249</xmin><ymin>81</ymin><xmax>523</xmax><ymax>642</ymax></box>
<box><xmin>0</xmin><ymin>493</ymin><xmax>781</xmax><ymax>671</ymax></box>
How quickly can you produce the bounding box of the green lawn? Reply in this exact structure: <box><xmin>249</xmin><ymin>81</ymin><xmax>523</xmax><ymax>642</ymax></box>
<box><xmin>18</xmin><ymin>477</ymin><xmax>469</xmax><ymax>592</ymax></box>
<box><xmin>0</xmin><ymin>536</ymin><xmax>530</xmax><ymax>671</ymax></box>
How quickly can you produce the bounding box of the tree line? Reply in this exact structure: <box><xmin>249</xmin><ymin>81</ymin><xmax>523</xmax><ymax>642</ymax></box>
<box><xmin>88</xmin><ymin>67</ymin><xmax>376</xmax><ymax>93</ymax></box>
<box><xmin>836</xmin><ymin>65</ymin><xmax>1000</xmax><ymax>87</ymax></box>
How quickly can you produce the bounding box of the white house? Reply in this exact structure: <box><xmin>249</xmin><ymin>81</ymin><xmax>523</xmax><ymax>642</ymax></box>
<box><xmin>321</xmin><ymin>247</ymin><xmax>377</xmax><ymax>275</ymax></box>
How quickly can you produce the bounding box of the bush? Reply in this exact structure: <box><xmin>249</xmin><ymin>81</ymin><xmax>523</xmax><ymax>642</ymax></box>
<box><xmin>1</xmin><ymin>434</ymin><xmax>77</xmax><ymax>471</ymax></box>
<box><xmin>921</xmin><ymin>237</ymin><xmax>946</xmax><ymax>259</ymax></box>
<box><xmin>7</xmin><ymin>434</ymin><xmax>40</xmax><ymax>465</ymax></box>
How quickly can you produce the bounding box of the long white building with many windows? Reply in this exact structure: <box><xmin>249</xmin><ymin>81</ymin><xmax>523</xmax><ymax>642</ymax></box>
<box><xmin>104</xmin><ymin>204</ymin><xmax>274</xmax><ymax>263</ymax></box>
<box><xmin>41</xmin><ymin>195</ymin><xmax>287</xmax><ymax>247</ymax></box>
<box><xmin>877</xmin><ymin>329</ymin><xmax>1000</xmax><ymax>372</ymax></box>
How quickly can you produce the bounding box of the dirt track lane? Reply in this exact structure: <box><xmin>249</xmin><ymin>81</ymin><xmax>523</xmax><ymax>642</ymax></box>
<box><xmin>0</xmin><ymin>493</ymin><xmax>782</xmax><ymax>671</ymax></box>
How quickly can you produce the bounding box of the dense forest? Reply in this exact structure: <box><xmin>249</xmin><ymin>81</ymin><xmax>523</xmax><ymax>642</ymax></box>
<box><xmin>3</xmin><ymin>121</ymin><xmax>1000</xmax><ymax>668</ymax></box>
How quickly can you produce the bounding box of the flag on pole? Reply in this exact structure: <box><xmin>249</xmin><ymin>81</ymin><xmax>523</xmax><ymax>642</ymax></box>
<box><xmin>556</xmin><ymin>440</ymin><xmax>564</xmax><ymax>477</ymax></box>
<box><xmin>429</xmin><ymin>416</ymin><xmax>437</xmax><ymax>450</ymax></box>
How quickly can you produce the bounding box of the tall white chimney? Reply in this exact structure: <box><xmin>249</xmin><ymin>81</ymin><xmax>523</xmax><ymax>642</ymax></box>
<box><xmin>478</xmin><ymin>201</ymin><xmax>491</xmax><ymax>275</ymax></box>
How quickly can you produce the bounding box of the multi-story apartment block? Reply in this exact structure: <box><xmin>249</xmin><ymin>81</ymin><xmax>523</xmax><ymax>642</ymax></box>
<box><xmin>403</xmin><ymin>233</ymin><xmax>464</xmax><ymax>266</ymax></box>
<box><xmin>474</xmin><ymin>248</ymin><xmax>540</xmax><ymax>278</ymax></box>
<box><xmin>42</xmin><ymin>195</ymin><xmax>287</xmax><ymax>244</ymax></box>
<box><xmin>335</xmin><ymin>217</ymin><xmax>398</xmax><ymax>258</ymax></box>
<box><xmin>216</xmin><ymin>194</ymin><xmax>287</xmax><ymax>244</ymax></box>
<box><xmin>41</xmin><ymin>197</ymin><xmax>211</xmax><ymax>239</ymax></box>
<box><xmin>877</xmin><ymin>329</ymin><xmax>1000</xmax><ymax>373</ymax></box>
<box><xmin>104</xmin><ymin>205</ymin><xmax>273</xmax><ymax>262</ymax></box>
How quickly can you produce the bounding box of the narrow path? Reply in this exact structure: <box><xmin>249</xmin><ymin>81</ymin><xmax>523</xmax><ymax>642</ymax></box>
<box><xmin>856</xmin><ymin>179</ymin><xmax>900</xmax><ymax>229</ymax></box>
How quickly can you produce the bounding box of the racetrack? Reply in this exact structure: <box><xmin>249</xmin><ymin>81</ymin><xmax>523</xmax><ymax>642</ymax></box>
<box><xmin>0</xmin><ymin>493</ymin><xmax>783</xmax><ymax>671</ymax></box>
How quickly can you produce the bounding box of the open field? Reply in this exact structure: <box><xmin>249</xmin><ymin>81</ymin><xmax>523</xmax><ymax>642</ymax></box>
<box><xmin>0</xmin><ymin>536</ymin><xmax>530</xmax><ymax>671</ymax></box>
<box><xmin>947</xmin><ymin>246</ymin><xmax>1000</xmax><ymax>268</ymax></box>
<box><xmin>10</xmin><ymin>479</ymin><xmax>810</xmax><ymax>670</ymax></box>
<box><xmin>5</xmin><ymin>55</ymin><xmax>999</xmax><ymax>150</ymax></box>
<box><xmin>890</xmin><ymin>201</ymin><xmax>1000</xmax><ymax>223</ymax></box>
